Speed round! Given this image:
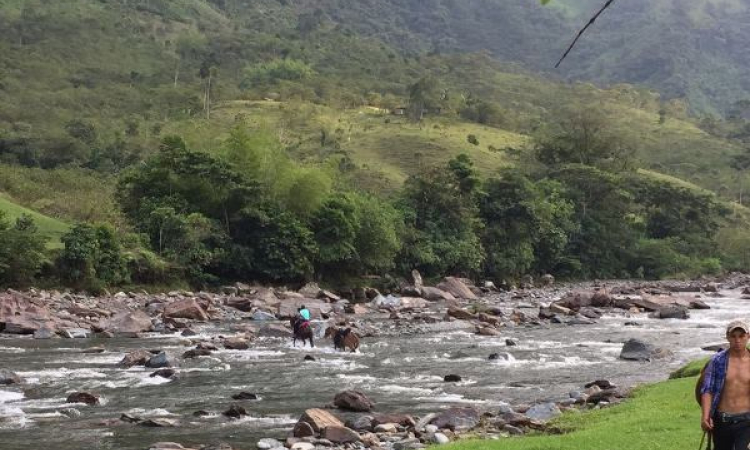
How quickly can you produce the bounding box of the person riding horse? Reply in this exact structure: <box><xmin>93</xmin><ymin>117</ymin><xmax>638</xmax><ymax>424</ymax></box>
<box><xmin>291</xmin><ymin>305</ymin><xmax>314</xmax><ymax>347</ymax></box>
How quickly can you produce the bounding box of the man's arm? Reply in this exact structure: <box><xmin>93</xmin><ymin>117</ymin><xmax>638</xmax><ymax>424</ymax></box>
<box><xmin>701</xmin><ymin>392</ymin><xmax>714</xmax><ymax>431</ymax></box>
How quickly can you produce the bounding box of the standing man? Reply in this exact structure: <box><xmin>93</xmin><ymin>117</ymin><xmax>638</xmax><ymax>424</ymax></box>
<box><xmin>700</xmin><ymin>320</ymin><xmax>750</xmax><ymax>449</ymax></box>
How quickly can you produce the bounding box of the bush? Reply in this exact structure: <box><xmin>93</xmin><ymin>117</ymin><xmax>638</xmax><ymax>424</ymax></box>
<box><xmin>57</xmin><ymin>223</ymin><xmax>128</xmax><ymax>289</ymax></box>
<box><xmin>467</xmin><ymin>134</ymin><xmax>479</xmax><ymax>146</ymax></box>
<box><xmin>0</xmin><ymin>213</ymin><xmax>48</xmax><ymax>287</ymax></box>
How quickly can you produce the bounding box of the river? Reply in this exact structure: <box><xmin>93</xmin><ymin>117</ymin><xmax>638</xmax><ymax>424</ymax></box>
<box><xmin>1</xmin><ymin>289</ymin><xmax>747</xmax><ymax>450</ymax></box>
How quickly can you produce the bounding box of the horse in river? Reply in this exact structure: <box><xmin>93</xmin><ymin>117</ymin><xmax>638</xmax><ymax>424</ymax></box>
<box><xmin>290</xmin><ymin>317</ymin><xmax>314</xmax><ymax>348</ymax></box>
<box><xmin>324</xmin><ymin>326</ymin><xmax>360</xmax><ymax>352</ymax></box>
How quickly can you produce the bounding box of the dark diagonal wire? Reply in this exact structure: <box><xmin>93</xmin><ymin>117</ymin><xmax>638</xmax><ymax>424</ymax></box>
<box><xmin>555</xmin><ymin>0</ymin><xmax>618</xmax><ymax>68</ymax></box>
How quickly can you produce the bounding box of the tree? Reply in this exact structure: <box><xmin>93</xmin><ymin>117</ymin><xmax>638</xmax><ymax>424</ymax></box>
<box><xmin>407</xmin><ymin>76</ymin><xmax>447</xmax><ymax>122</ymax></box>
<box><xmin>479</xmin><ymin>173</ymin><xmax>575</xmax><ymax>279</ymax></box>
<box><xmin>0</xmin><ymin>213</ymin><xmax>47</xmax><ymax>287</ymax></box>
<box><xmin>397</xmin><ymin>156</ymin><xmax>484</xmax><ymax>276</ymax></box>
<box><xmin>534</xmin><ymin>108</ymin><xmax>636</xmax><ymax>172</ymax></box>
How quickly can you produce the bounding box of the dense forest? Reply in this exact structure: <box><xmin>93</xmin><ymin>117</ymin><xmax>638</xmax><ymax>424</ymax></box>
<box><xmin>1</xmin><ymin>0</ymin><xmax>750</xmax><ymax>291</ymax></box>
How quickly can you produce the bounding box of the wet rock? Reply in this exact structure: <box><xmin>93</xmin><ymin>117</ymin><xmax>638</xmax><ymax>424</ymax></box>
<box><xmin>415</xmin><ymin>413</ymin><xmax>438</xmax><ymax>431</ymax></box>
<box><xmin>322</xmin><ymin>425</ymin><xmax>361</xmax><ymax>443</ymax></box>
<box><xmin>476</xmin><ymin>325</ymin><xmax>500</xmax><ymax>336</ymax></box>
<box><xmin>223</xmin><ymin>337</ymin><xmax>249</xmax><ymax>350</ymax></box>
<box><xmin>430</xmin><ymin>407</ymin><xmax>480</xmax><ymax>431</ymax></box>
<box><xmin>183</xmin><ymin>348</ymin><xmax>213</xmax><ymax>359</ymax></box>
<box><xmin>33</xmin><ymin>327</ymin><xmax>57</xmax><ymax>339</ymax></box>
<box><xmin>164</xmin><ymin>299</ymin><xmax>209</xmax><ymax>321</ymax></box>
<box><xmin>447</xmin><ymin>306</ymin><xmax>474</xmax><ymax>320</ymax></box>
<box><xmin>106</xmin><ymin>311</ymin><xmax>153</xmax><ymax>337</ymax></box>
<box><xmin>145</xmin><ymin>351</ymin><xmax>172</xmax><ymax>368</ymax></box>
<box><xmin>82</xmin><ymin>346</ymin><xmax>105</xmax><ymax>354</ymax></box>
<box><xmin>148</xmin><ymin>443</ymin><xmax>194</xmax><ymax>450</ymax></box>
<box><xmin>374</xmin><ymin>423</ymin><xmax>398</xmax><ymax>433</ymax></box>
<box><xmin>619</xmin><ymin>338</ymin><xmax>672</xmax><ymax>361</ymax></box>
<box><xmin>223</xmin><ymin>404</ymin><xmax>247</xmax><ymax>419</ymax></box>
<box><xmin>393</xmin><ymin>438</ymin><xmax>424</xmax><ymax>450</ymax></box>
<box><xmin>525</xmin><ymin>402</ymin><xmax>561</xmax><ymax>422</ymax></box>
<box><xmin>421</xmin><ymin>287</ymin><xmax>456</xmax><ymax>302</ymax></box>
<box><xmin>60</xmin><ymin>407</ymin><xmax>81</xmax><ymax>418</ymax></box>
<box><xmin>66</xmin><ymin>392</ymin><xmax>100</xmax><ymax>406</ymax></box>
<box><xmin>303</xmin><ymin>355</ymin><xmax>316</xmax><ymax>361</ymax></box>
<box><xmin>181</xmin><ymin>328</ymin><xmax>198</xmax><ymax>337</ymax></box>
<box><xmin>444</xmin><ymin>374</ymin><xmax>462</xmax><ymax>382</ymax></box>
<box><xmin>232</xmin><ymin>392</ymin><xmax>258</xmax><ymax>400</ymax></box>
<box><xmin>650</xmin><ymin>306</ymin><xmax>689</xmax><ymax>320</ymax></box>
<box><xmin>252</xmin><ymin>310</ymin><xmax>277</xmax><ymax>321</ymax></box>
<box><xmin>505</xmin><ymin>339</ymin><xmax>517</xmax><ymax>346</ymax></box>
<box><xmin>119</xmin><ymin>350</ymin><xmax>152</xmax><ymax>367</ymax></box>
<box><xmin>193</xmin><ymin>410</ymin><xmax>211</xmax><ymax>417</ymax></box>
<box><xmin>346</xmin><ymin>415</ymin><xmax>373</xmax><ymax>432</ymax></box>
<box><xmin>121</xmin><ymin>413</ymin><xmax>142</xmax><ymax>423</ymax></box>
<box><xmin>140</xmin><ymin>418</ymin><xmax>178</xmax><ymax>427</ymax></box>
<box><xmin>372</xmin><ymin>413</ymin><xmax>416</xmax><ymax>427</ymax></box>
<box><xmin>225</xmin><ymin>297</ymin><xmax>255</xmax><ymax>312</ymax></box>
<box><xmin>504</xmin><ymin>424</ymin><xmax>524</xmax><ymax>435</ymax></box>
<box><xmin>690</xmin><ymin>300</ymin><xmax>711</xmax><ymax>310</ymax></box>
<box><xmin>585</xmin><ymin>379</ymin><xmax>615</xmax><ymax>389</ymax></box>
<box><xmin>150</xmin><ymin>369</ymin><xmax>176</xmax><ymax>379</ymax></box>
<box><xmin>298</xmin><ymin>408</ymin><xmax>344</xmax><ymax>432</ymax></box>
<box><xmin>334</xmin><ymin>390</ymin><xmax>374</xmax><ymax>412</ymax></box>
<box><xmin>290</xmin><ymin>443</ymin><xmax>314</xmax><ymax>450</ymax></box>
<box><xmin>63</xmin><ymin>328</ymin><xmax>91</xmax><ymax>339</ymax></box>
<box><xmin>258</xmin><ymin>324</ymin><xmax>293</xmax><ymax>338</ymax></box>
<box><xmin>292</xmin><ymin>421</ymin><xmax>315</xmax><ymax>437</ymax></box>
<box><xmin>0</xmin><ymin>369</ymin><xmax>22</xmax><ymax>385</ymax></box>
<box><xmin>257</xmin><ymin>438</ymin><xmax>284</xmax><ymax>450</ymax></box>
<box><xmin>432</xmin><ymin>433</ymin><xmax>450</xmax><ymax>444</ymax></box>
<box><xmin>437</xmin><ymin>277</ymin><xmax>478</xmax><ymax>300</ymax></box>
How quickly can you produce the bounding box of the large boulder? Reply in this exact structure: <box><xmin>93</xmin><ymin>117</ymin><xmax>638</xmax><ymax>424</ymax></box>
<box><xmin>430</xmin><ymin>407</ymin><xmax>480</xmax><ymax>431</ymax></box>
<box><xmin>334</xmin><ymin>390</ymin><xmax>374</xmax><ymax>412</ymax></box>
<box><xmin>145</xmin><ymin>352</ymin><xmax>172</xmax><ymax>368</ymax></box>
<box><xmin>436</xmin><ymin>277</ymin><xmax>478</xmax><ymax>300</ymax></box>
<box><xmin>619</xmin><ymin>338</ymin><xmax>672</xmax><ymax>361</ymax></box>
<box><xmin>277</xmin><ymin>299</ymin><xmax>331</xmax><ymax>319</ymax></box>
<box><xmin>298</xmin><ymin>408</ymin><xmax>343</xmax><ymax>432</ymax></box>
<box><xmin>164</xmin><ymin>299</ymin><xmax>209</xmax><ymax>321</ymax></box>
<box><xmin>66</xmin><ymin>392</ymin><xmax>100</xmax><ymax>406</ymax></box>
<box><xmin>421</xmin><ymin>287</ymin><xmax>456</xmax><ymax>302</ymax></box>
<box><xmin>225</xmin><ymin>297</ymin><xmax>256</xmax><ymax>312</ymax></box>
<box><xmin>322</xmin><ymin>426</ymin><xmax>361</xmax><ymax>444</ymax></box>
<box><xmin>119</xmin><ymin>350</ymin><xmax>152</xmax><ymax>367</ymax></box>
<box><xmin>106</xmin><ymin>311</ymin><xmax>153</xmax><ymax>337</ymax></box>
<box><xmin>650</xmin><ymin>306</ymin><xmax>689</xmax><ymax>320</ymax></box>
<box><xmin>525</xmin><ymin>402</ymin><xmax>561</xmax><ymax>422</ymax></box>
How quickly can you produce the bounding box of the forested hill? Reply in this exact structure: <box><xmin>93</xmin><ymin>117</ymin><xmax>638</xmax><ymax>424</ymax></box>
<box><xmin>307</xmin><ymin>0</ymin><xmax>750</xmax><ymax>116</ymax></box>
<box><xmin>2</xmin><ymin>0</ymin><xmax>750</xmax><ymax>290</ymax></box>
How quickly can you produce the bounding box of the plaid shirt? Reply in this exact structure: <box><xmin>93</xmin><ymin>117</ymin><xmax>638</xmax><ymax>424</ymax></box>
<box><xmin>700</xmin><ymin>350</ymin><xmax>729</xmax><ymax>417</ymax></box>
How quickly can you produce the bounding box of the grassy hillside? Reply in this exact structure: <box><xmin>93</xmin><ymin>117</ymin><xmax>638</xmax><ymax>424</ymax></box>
<box><xmin>0</xmin><ymin>0</ymin><xmax>747</xmax><ymax>221</ymax></box>
<box><xmin>0</xmin><ymin>194</ymin><xmax>69</xmax><ymax>246</ymax></box>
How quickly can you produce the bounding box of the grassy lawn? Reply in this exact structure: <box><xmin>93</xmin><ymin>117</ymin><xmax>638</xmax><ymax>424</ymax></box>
<box><xmin>446</xmin><ymin>376</ymin><xmax>703</xmax><ymax>450</ymax></box>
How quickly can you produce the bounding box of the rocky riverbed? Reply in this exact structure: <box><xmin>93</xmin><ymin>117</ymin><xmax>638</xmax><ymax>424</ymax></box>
<box><xmin>2</xmin><ymin>274</ymin><xmax>750</xmax><ymax>450</ymax></box>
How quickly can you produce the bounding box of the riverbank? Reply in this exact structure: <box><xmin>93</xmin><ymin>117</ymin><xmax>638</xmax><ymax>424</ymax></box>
<box><xmin>447</xmin><ymin>374</ymin><xmax>702</xmax><ymax>450</ymax></box>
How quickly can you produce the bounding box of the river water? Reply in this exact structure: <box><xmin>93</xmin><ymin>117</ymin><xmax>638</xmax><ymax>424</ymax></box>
<box><xmin>1</xmin><ymin>290</ymin><xmax>748</xmax><ymax>450</ymax></box>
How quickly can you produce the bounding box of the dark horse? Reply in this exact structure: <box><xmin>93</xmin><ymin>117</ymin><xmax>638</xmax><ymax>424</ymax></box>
<box><xmin>290</xmin><ymin>317</ymin><xmax>314</xmax><ymax>348</ymax></box>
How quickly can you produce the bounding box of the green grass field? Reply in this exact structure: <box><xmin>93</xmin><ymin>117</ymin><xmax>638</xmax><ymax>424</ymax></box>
<box><xmin>446</xmin><ymin>376</ymin><xmax>702</xmax><ymax>450</ymax></box>
<box><xmin>0</xmin><ymin>194</ymin><xmax>69</xmax><ymax>247</ymax></box>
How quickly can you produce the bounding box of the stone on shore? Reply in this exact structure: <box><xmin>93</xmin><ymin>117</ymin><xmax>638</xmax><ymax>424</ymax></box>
<box><xmin>334</xmin><ymin>390</ymin><xmax>374</xmax><ymax>412</ymax></box>
<box><xmin>436</xmin><ymin>277</ymin><xmax>477</xmax><ymax>300</ymax></box>
<box><xmin>298</xmin><ymin>408</ymin><xmax>343</xmax><ymax>432</ymax></box>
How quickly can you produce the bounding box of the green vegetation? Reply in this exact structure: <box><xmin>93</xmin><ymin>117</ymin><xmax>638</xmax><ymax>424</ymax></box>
<box><xmin>0</xmin><ymin>194</ymin><xmax>68</xmax><ymax>246</ymax></box>
<box><xmin>2</xmin><ymin>1</ymin><xmax>750</xmax><ymax>289</ymax></box>
<box><xmin>445</xmin><ymin>376</ymin><xmax>701</xmax><ymax>450</ymax></box>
